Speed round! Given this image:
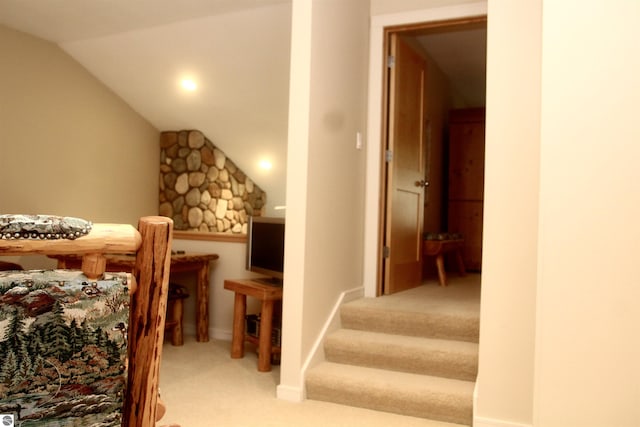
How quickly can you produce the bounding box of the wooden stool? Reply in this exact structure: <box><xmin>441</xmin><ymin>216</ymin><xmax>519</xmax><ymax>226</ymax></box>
<box><xmin>223</xmin><ymin>279</ymin><xmax>283</xmax><ymax>372</ymax></box>
<box><xmin>166</xmin><ymin>283</ymin><xmax>189</xmax><ymax>346</ymax></box>
<box><xmin>423</xmin><ymin>233</ymin><xmax>466</xmax><ymax>287</ymax></box>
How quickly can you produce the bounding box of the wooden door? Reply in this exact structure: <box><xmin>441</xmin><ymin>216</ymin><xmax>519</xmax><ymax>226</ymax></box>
<box><xmin>383</xmin><ymin>35</ymin><xmax>428</xmax><ymax>294</ymax></box>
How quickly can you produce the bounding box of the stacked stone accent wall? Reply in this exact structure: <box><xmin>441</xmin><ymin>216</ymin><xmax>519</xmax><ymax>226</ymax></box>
<box><xmin>159</xmin><ymin>130</ymin><xmax>266</xmax><ymax>234</ymax></box>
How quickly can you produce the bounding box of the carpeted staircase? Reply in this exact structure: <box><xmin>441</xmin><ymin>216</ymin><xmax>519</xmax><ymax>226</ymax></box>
<box><xmin>306</xmin><ymin>279</ymin><xmax>480</xmax><ymax>426</ymax></box>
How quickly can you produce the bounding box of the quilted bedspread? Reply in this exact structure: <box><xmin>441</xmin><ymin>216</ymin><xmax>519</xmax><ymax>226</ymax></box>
<box><xmin>0</xmin><ymin>269</ymin><xmax>129</xmax><ymax>427</ymax></box>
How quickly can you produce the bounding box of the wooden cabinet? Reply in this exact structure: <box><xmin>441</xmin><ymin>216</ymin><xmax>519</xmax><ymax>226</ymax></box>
<box><xmin>447</xmin><ymin>108</ymin><xmax>485</xmax><ymax>271</ymax></box>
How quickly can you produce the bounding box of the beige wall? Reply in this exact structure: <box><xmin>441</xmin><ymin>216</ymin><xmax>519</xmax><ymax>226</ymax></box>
<box><xmin>279</xmin><ymin>0</ymin><xmax>370</xmax><ymax>398</ymax></box>
<box><xmin>0</xmin><ymin>25</ymin><xmax>270</xmax><ymax>341</ymax></box>
<box><xmin>534</xmin><ymin>1</ymin><xmax>640</xmax><ymax>425</ymax></box>
<box><xmin>0</xmin><ymin>25</ymin><xmax>159</xmax><ymax>229</ymax></box>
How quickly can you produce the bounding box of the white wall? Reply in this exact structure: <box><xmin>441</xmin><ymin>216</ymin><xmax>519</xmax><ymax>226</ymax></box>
<box><xmin>371</xmin><ymin>0</ymin><xmax>480</xmax><ymax>15</ymax></box>
<box><xmin>475</xmin><ymin>0</ymin><xmax>640</xmax><ymax>426</ymax></box>
<box><xmin>475</xmin><ymin>0</ymin><xmax>540</xmax><ymax>425</ymax></box>
<box><xmin>533</xmin><ymin>1</ymin><xmax>640</xmax><ymax>425</ymax></box>
<box><xmin>278</xmin><ymin>0</ymin><xmax>370</xmax><ymax>400</ymax></box>
<box><xmin>170</xmin><ymin>238</ymin><xmax>264</xmax><ymax>340</ymax></box>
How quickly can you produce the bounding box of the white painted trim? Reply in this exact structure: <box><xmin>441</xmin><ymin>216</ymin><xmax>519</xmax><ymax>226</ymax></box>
<box><xmin>371</xmin><ymin>2</ymin><xmax>487</xmax><ymax>28</ymax></box>
<box><xmin>474</xmin><ymin>416</ymin><xmax>532</xmax><ymax>427</ymax></box>
<box><xmin>364</xmin><ymin>0</ymin><xmax>488</xmax><ymax>297</ymax></box>
<box><xmin>276</xmin><ymin>384</ymin><xmax>304</xmax><ymax>402</ymax></box>
<box><xmin>280</xmin><ymin>286</ymin><xmax>364</xmax><ymax>402</ymax></box>
<box><xmin>301</xmin><ymin>286</ymin><xmax>364</xmax><ymax>372</ymax></box>
<box><xmin>473</xmin><ymin>380</ymin><xmax>479</xmax><ymax>423</ymax></box>
<box><xmin>210</xmin><ymin>328</ymin><xmax>232</xmax><ymax>341</ymax></box>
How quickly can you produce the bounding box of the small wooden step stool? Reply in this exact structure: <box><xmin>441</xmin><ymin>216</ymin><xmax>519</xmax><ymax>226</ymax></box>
<box><xmin>423</xmin><ymin>232</ymin><xmax>466</xmax><ymax>287</ymax></box>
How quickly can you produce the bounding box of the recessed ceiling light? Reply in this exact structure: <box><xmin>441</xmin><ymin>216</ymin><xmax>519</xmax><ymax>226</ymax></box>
<box><xmin>181</xmin><ymin>79</ymin><xmax>197</xmax><ymax>91</ymax></box>
<box><xmin>259</xmin><ymin>159</ymin><xmax>273</xmax><ymax>170</ymax></box>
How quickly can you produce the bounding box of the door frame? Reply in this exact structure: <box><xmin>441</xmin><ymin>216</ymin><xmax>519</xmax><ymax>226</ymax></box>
<box><xmin>364</xmin><ymin>2</ymin><xmax>488</xmax><ymax>297</ymax></box>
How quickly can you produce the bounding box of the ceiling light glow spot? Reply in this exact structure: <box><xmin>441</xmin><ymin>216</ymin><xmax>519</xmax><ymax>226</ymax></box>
<box><xmin>259</xmin><ymin>159</ymin><xmax>273</xmax><ymax>170</ymax></box>
<box><xmin>181</xmin><ymin>79</ymin><xmax>197</xmax><ymax>91</ymax></box>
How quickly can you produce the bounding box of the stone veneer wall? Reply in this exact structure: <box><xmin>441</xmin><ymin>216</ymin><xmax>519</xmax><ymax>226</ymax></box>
<box><xmin>159</xmin><ymin>130</ymin><xmax>266</xmax><ymax>234</ymax></box>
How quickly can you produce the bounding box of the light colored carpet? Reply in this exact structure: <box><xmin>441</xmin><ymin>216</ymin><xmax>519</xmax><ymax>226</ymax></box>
<box><xmin>159</xmin><ymin>337</ymin><xmax>462</xmax><ymax>427</ymax></box>
<box><xmin>159</xmin><ymin>274</ymin><xmax>479</xmax><ymax>427</ymax></box>
<box><xmin>340</xmin><ymin>274</ymin><xmax>480</xmax><ymax>342</ymax></box>
<box><xmin>306</xmin><ymin>274</ymin><xmax>480</xmax><ymax>425</ymax></box>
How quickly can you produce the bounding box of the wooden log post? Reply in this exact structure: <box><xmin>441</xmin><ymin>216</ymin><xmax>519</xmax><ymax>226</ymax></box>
<box><xmin>123</xmin><ymin>216</ymin><xmax>173</xmax><ymax>427</ymax></box>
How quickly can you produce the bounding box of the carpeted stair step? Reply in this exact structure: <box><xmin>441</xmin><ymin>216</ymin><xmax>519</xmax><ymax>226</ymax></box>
<box><xmin>306</xmin><ymin>362</ymin><xmax>474</xmax><ymax>426</ymax></box>
<box><xmin>340</xmin><ymin>300</ymin><xmax>479</xmax><ymax>343</ymax></box>
<box><xmin>324</xmin><ymin>328</ymin><xmax>478</xmax><ymax>381</ymax></box>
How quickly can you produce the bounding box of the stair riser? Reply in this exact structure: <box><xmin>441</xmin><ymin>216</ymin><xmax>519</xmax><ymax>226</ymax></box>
<box><xmin>324</xmin><ymin>345</ymin><xmax>478</xmax><ymax>381</ymax></box>
<box><xmin>341</xmin><ymin>308</ymin><xmax>479</xmax><ymax>343</ymax></box>
<box><xmin>306</xmin><ymin>381</ymin><xmax>472</xmax><ymax>425</ymax></box>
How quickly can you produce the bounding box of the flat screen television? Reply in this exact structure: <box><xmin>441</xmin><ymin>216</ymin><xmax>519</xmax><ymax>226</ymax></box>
<box><xmin>246</xmin><ymin>216</ymin><xmax>285</xmax><ymax>285</ymax></box>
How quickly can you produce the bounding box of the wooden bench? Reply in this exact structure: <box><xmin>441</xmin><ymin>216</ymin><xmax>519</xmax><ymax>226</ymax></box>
<box><xmin>423</xmin><ymin>233</ymin><xmax>466</xmax><ymax>287</ymax></box>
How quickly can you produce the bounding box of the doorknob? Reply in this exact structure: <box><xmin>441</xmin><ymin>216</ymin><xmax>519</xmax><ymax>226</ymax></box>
<box><xmin>415</xmin><ymin>180</ymin><xmax>429</xmax><ymax>188</ymax></box>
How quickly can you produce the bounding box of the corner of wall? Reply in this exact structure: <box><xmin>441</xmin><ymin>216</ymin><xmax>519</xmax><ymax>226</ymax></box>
<box><xmin>159</xmin><ymin>129</ymin><xmax>267</xmax><ymax>233</ymax></box>
<box><xmin>276</xmin><ymin>384</ymin><xmax>305</xmax><ymax>402</ymax></box>
<box><xmin>277</xmin><ymin>286</ymin><xmax>364</xmax><ymax>402</ymax></box>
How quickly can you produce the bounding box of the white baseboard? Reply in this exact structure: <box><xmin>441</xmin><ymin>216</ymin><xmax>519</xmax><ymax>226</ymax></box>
<box><xmin>301</xmin><ymin>286</ymin><xmax>364</xmax><ymax>373</ymax></box>
<box><xmin>276</xmin><ymin>384</ymin><xmax>304</xmax><ymax>402</ymax></box>
<box><xmin>211</xmin><ymin>328</ymin><xmax>232</xmax><ymax>341</ymax></box>
<box><xmin>474</xmin><ymin>416</ymin><xmax>532</xmax><ymax>427</ymax></box>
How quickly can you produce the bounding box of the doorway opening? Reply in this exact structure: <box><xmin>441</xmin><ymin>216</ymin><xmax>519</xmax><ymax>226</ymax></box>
<box><xmin>378</xmin><ymin>17</ymin><xmax>487</xmax><ymax>296</ymax></box>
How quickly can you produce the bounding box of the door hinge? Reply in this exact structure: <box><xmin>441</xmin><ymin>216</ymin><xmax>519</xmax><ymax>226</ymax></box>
<box><xmin>385</xmin><ymin>150</ymin><xmax>393</xmax><ymax>162</ymax></box>
<box><xmin>383</xmin><ymin>246</ymin><xmax>390</xmax><ymax>258</ymax></box>
<box><xmin>387</xmin><ymin>55</ymin><xmax>395</xmax><ymax>68</ymax></box>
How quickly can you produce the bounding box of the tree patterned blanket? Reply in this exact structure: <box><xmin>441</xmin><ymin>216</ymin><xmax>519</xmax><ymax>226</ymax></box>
<box><xmin>0</xmin><ymin>269</ymin><xmax>129</xmax><ymax>427</ymax></box>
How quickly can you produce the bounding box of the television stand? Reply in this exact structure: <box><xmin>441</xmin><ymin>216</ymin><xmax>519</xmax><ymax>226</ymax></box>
<box><xmin>223</xmin><ymin>279</ymin><xmax>283</xmax><ymax>372</ymax></box>
<box><xmin>253</xmin><ymin>277</ymin><xmax>283</xmax><ymax>287</ymax></box>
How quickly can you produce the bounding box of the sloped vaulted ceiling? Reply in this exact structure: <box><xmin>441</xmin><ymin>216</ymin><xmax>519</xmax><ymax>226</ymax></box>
<box><xmin>0</xmin><ymin>0</ymin><xmax>292</xmax><ymax>214</ymax></box>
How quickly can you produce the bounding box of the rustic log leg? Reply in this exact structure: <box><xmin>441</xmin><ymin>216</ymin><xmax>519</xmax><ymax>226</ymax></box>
<box><xmin>171</xmin><ymin>298</ymin><xmax>184</xmax><ymax>346</ymax></box>
<box><xmin>231</xmin><ymin>293</ymin><xmax>247</xmax><ymax>359</ymax></box>
<box><xmin>81</xmin><ymin>253</ymin><xmax>106</xmax><ymax>280</ymax></box>
<box><xmin>196</xmin><ymin>262</ymin><xmax>210</xmax><ymax>342</ymax></box>
<box><xmin>124</xmin><ymin>216</ymin><xmax>173</xmax><ymax>427</ymax></box>
<box><xmin>258</xmin><ymin>299</ymin><xmax>274</xmax><ymax>372</ymax></box>
<box><xmin>435</xmin><ymin>253</ymin><xmax>447</xmax><ymax>287</ymax></box>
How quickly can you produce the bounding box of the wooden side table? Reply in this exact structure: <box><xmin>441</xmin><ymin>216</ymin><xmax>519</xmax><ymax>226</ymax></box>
<box><xmin>224</xmin><ymin>279</ymin><xmax>283</xmax><ymax>372</ymax></box>
<box><xmin>50</xmin><ymin>252</ymin><xmax>218</xmax><ymax>341</ymax></box>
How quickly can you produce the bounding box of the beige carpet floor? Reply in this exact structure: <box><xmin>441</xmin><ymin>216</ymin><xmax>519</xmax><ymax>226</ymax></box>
<box><xmin>358</xmin><ymin>274</ymin><xmax>481</xmax><ymax>318</ymax></box>
<box><xmin>159</xmin><ymin>274</ymin><xmax>480</xmax><ymax>427</ymax></box>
